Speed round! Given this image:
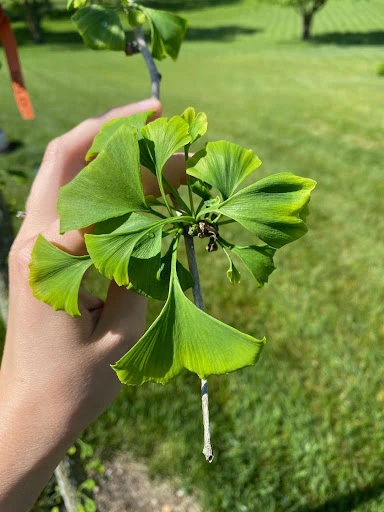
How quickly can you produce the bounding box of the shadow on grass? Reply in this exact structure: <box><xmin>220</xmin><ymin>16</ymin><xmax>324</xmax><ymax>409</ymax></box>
<box><xmin>138</xmin><ymin>0</ymin><xmax>241</xmax><ymax>11</ymax></box>
<box><xmin>311</xmin><ymin>31</ymin><xmax>384</xmax><ymax>46</ymax></box>
<box><xmin>13</xmin><ymin>27</ymin><xmax>83</xmax><ymax>46</ymax></box>
<box><xmin>13</xmin><ymin>24</ymin><xmax>260</xmax><ymax>46</ymax></box>
<box><xmin>296</xmin><ymin>481</ymin><xmax>384</xmax><ymax>512</ymax></box>
<box><xmin>186</xmin><ymin>25</ymin><xmax>261</xmax><ymax>42</ymax></box>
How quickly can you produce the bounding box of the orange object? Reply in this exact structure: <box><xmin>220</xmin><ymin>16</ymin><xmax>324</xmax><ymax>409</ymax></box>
<box><xmin>0</xmin><ymin>5</ymin><xmax>35</xmax><ymax>119</ymax></box>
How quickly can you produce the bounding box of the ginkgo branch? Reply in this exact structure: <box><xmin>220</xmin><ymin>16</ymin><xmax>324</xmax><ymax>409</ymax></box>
<box><xmin>184</xmin><ymin>233</ymin><xmax>214</xmax><ymax>463</ymax></box>
<box><xmin>128</xmin><ymin>2</ymin><xmax>161</xmax><ymax>99</ymax></box>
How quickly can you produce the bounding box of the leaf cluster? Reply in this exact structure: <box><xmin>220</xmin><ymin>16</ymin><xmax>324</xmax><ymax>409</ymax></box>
<box><xmin>68</xmin><ymin>0</ymin><xmax>188</xmax><ymax>61</ymax></box>
<box><xmin>29</xmin><ymin>108</ymin><xmax>315</xmax><ymax>386</ymax></box>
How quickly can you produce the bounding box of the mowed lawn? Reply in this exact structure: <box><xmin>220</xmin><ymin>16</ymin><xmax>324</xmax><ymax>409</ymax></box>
<box><xmin>2</xmin><ymin>0</ymin><xmax>384</xmax><ymax>510</ymax></box>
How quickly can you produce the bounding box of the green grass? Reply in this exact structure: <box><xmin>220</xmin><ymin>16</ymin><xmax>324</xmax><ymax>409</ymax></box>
<box><xmin>2</xmin><ymin>0</ymin><xmax>384</xmax><ymax>510</ymax></box>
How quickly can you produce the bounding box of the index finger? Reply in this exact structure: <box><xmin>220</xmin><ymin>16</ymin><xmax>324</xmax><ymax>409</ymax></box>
<box><xmin>21</xmin><ymin>99</ymin><xmax>161</xmax><ymax>240</ymax></box>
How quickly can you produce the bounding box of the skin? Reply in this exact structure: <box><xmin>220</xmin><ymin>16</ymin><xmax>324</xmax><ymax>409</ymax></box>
<box><xmin>0</xmin><ymin>99</ymin><xmax>187</xmax><ymax>511</ymax></box>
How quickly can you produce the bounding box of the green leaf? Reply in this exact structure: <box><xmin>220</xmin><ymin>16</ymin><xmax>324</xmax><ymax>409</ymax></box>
<box><xmin>187</xmin><ymin>140</ymin><xmax>262</xmax><ymax>200</ymax></box>
<box><xmin>128</xmin><ymin>239</ymin><xmax>194</xmax><ymax>300</ymax></box>
<box><xmin>29</xmin><ymin>235</ymin><xmax>93</xmax><ymax>317</ymax></box>
<box><xmin>141</xmin><ymin>116</ymin><xmax>191</xmax><ymax>176</ymax></box>
<box><xmin>79</xmin><ymin>479</ymin><xmax>97</xmax><ymax>492</ymax></box>
<box><xmin>80</xmin><ymin>496</ymin><xmax>97</xmax><ymax>512</ymax></box>
<box><xmin>85</xmin><ymin>214</ymin><xmax>164</xmax><ymax>286</ymax></box>
<box><xmin>67</xmin><ymin>445</ymin><xmax>77</xmax><ymax>456</ymax></box>
<box><xmin>86</xmin><ymin>111</ymin><xmax>155</xmax><ymax>161</ymax></box>
<box><xmin>93</xmin><ymin>214</ymin><xmax>132</xmax><ymax>235</ymax></box>
<box><xmin>223</xmin><ymin>249</ymin><xmax>241</xmax><ymax>284</ymax></box>
<box><xmin>112</xmin><ymin>242</ymin><xmax>265</xmax><ymax>385</ymax></box>
<box><xmin>180</xmin><ymin>107</ymin><xmax>208</xmax><ymax>143</ymax></box>
<box><xmin>67</xmin><ymin>0</ymin><xmax>88</xmax><ymax>10</ymax></box>
<box><xmin>211</xmin><ymin>173</ymin><xmax>316</xmax><ymax>249</ymax></box>
<box><xmin>72</xmin><ymin>6</ymin><xmax>126</xmax><ymax>51</ymax></box>
<box><xmin>77</xmin><ymin>439</ymin><xmax>94</xmax><ymax>460</ymax></box>
<box><xmin>222</xmin><ymin>239</ymin><xmax>276</xmax><ymax>286</ymax></box>
<box><xmin>58</xmin><ymin>125</ymin><xmax>148</xmax><ymax>233</ymax></box>
<box><xmin>137</xmin><ymin>6</ymin><xmax>188</xmax><ymax>60</ymax></box>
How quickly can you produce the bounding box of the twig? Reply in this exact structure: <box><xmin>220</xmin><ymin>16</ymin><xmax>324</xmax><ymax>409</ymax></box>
<box><xmin>54</xmin><ymin>460</ymin><xmax>78</xmax><ymax>512</ymax></box>
<box><xmin>128</xmin><ymin>2</ymin><xmax>161</xmax><ymax>99</ymax></box>
<box><xmin>129</xmin><ymin>5</ymin><xmax>212</xmax><ymax>462</ymax></box>
<box><xmin>184</xmin><ymin>234</ymin><xmax>214</xmax><ymax>463</ymax></box>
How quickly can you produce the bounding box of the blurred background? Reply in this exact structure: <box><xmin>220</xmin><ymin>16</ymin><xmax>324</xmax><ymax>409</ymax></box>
<box><xmin>1</xmin><ymin>0</ymin><xmax>384</xmax><ymax>510</ymax></box>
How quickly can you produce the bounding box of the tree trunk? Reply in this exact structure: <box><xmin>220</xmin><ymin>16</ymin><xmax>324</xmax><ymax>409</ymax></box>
<box><xmin>24</xmin><ymin>0</ymin><xmax>44</xmax><ymax>44</ymax></box>
<box><xmin>302</xmin><ymin>12</ymin><xmax>313</xmax><ymax>41</ymax></box>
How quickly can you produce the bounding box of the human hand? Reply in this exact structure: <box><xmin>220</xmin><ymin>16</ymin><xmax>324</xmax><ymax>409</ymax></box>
<box><xmin>0</xmin><ymin>99</ymin><xmax>187</xmax><ymax>511</ymax></box>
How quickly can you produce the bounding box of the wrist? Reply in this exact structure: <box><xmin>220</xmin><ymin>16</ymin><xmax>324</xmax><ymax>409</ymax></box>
<box><xmin>0</xmin><ymin>385</ymin><xmax>77</xmax><ymax>511</ymax></box>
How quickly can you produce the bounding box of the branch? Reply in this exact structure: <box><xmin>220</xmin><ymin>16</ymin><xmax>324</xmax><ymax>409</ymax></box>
<box><xmin>128</xmin><ymin>4</ymin><xmax>161</xmax><ymax>99</ymax></box>
<box><xmin>54</xmin><ymin>460</ymin><xmax>78</xmax><ymax>512</ymax></box>
<box><xmin>184</xmin><ymin>233</ymin><xmax>214</xmax><ymax>463</ymax></box>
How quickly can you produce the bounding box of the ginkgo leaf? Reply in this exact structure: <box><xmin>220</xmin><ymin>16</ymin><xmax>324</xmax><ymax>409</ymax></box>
<box><xmin>141</xmin><ymin>116</ymin><xmax>191</xmax><ymax>178</ymax></box>
<box><xmin>187</xmin><ymin>140</ymin><xmax>262</xmax><ymax>200</ymax></box>
<box><xmin>112</xmin><ymin>242</ymin><xmax>265</xmax><ymax>385</ymax></box>
<box><xmin>221</xmin><ymin>238</ymin><xmax>276</xmax><ymax>286</ymax></box>
<box><xmin>85</xmin><ymin>214</ymin><xmax>164</xmax><ymax>286</ymax></box>
<box><xmin>29</xmin><ymin>235</ymin><xmax>93</xmax><ymax>316</ymax></box>
<box><xmin>137</xmin><ymin>6</ymin><xmax>188</xmax><ymax>61</ymax></box>
<box><xmin>72</xmin><ymin>6</ymin><xmax>126</xmax><ymax>51</ymax></box>
<box><xmin>86</xmin><ymin>111</ymin><xmax>155</xmax><ymax>161</ymax></box>
<box><xmin>223</xmin><ymin>249</ymin><xmax>241</xmax><ymax>284</ymax></box>
<box><xmin>58</xmin><ymin>125</ymin><xmax>149</xmax><ymax>233</ymax></box>
<box><xmin>128</xmin><ymin>240</ymin><xmax>194</xmax><ymax>300</ymax></box>
<box><xmin>206</xmin><ymin>173</ymin><xmax>316</xmax><ymax>248</ymax></box>
<box><xmin>180</xmin><ymin>107</ymin><xmax>208</xmax><ymax>143</ymax></box>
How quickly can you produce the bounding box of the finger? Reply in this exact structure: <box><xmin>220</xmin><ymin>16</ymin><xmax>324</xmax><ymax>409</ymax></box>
<box><xmin>22</xmin><ymin>99</ymin><xmax>161</xmax><ymax>240</ymax></box>
<box><xmin>142</xmin><ymin>152</ymin><xmax>188</xmax><ymax>197</ymax></box>
<box><xmin>94</xmin><ymin>282</ymin><xmax>147</xmax><ymax>358</ymax></box>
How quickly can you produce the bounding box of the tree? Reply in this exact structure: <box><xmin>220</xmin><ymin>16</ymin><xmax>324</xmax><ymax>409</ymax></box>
<box><xmin>266</xmin><ymin>0</ymin><xmax>328</xmax><ymax>41</ymax></box>
<box><xmin>2</xmin><ymin>0</ymin><xmax>52</xmax><ymax>44</ymax></box>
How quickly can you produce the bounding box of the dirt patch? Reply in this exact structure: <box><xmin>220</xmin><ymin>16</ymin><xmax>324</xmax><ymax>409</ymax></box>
<box><xmin>95</xmin><ymin>454</ymin><xmax>201</xmax><ymax>512</ymax></box>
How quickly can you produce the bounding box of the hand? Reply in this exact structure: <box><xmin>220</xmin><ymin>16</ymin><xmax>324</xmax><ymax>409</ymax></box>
<box><xmin>0</xmin><ymin>99</ymin><xmax>186</xmax><ymax>511</ymax></box>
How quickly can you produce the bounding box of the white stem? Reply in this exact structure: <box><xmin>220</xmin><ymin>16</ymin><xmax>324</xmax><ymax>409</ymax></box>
<box><xmin>184</xmin><ymin>234</ymin><xmax>214</xmax><ymax>463</ymax></box>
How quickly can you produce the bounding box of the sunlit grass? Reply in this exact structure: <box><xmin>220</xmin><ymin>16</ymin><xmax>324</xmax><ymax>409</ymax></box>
<box><xmin>2</xmin><ymin>0</ymin><xmax>384</xmax><ymax>510</ymax></box>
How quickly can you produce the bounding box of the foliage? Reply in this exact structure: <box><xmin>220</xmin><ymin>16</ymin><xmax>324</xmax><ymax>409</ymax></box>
<box><xmin>68</xmin><ymin>0</ymin><xmax>188</xmax><ymax>61</ymax></box>
<box><xmin>6</xmin><ymin>1</ymin><xmax>384</xmax><ymax>509</ymax></box>
<box><xmin>30</xmin><ymin>108</ymin><xmax>315</xmax><ymax>386</ymax></box>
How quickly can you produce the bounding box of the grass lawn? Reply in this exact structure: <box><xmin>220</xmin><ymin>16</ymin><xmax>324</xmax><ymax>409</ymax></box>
<box><xmin>1</xmin><ymin>0</ymin><xmax>384</xmax><ymax>510</ymax></box>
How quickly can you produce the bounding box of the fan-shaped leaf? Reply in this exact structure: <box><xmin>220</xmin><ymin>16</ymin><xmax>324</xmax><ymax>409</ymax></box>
<box><xmin>222</xmin><ymin>239</ymin><xmax>276</xmax><ymax>286</ymax></box>
<box><xmin>29</xmin><ymin>235</ymin><xmax>93</xmax><ymax>316</ymax></box>
<box><xmin>137</xmin><ymin>6</ymin><xmax>188</xmax><ymax>61</ymax></box>
<box><xmin>86</xmin><ymin>111</ymin><xmax>155</xmax><ymax>161</ymax></box>
<box><xmin>209</xmin><ymin>173</ymin><xmax>316</xmax><ymax>248</ymax></box>
<box><xmin>72</xmin><ymin>6</ymin><xmax>126</xmax><ymax>51</ymax></box>
<box><xmin>141</xmin><ymin>116</ymin><xmax>191</xmax><ymax>177</ymax></box>
<box><xmin>85</xmin><ymin>214</ymin><xmax>164</xmax><ymax>286</ymax></box>
<box><xmin>180</xmin><ymin>107</ymin><xmax>208</xmax><ymax>143</ymax></box>
<box><xmin>128</xmin><ymin>240</ymin><xmax>193</xmax><ymax>300</ymax></box>
<box><xmin>58</xmin><ymin>125</ymin><xmax>148</xmax><ymax>233</ymax></box>
<box><xmin>112</xmin><ymin>244</ymin><xmax>265</xmax><ymax>385</ymax></box>
<box><xmin>187</xmin><ymin>140</ymin><xmax>261</xmax><ymax>200</ymax></box>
